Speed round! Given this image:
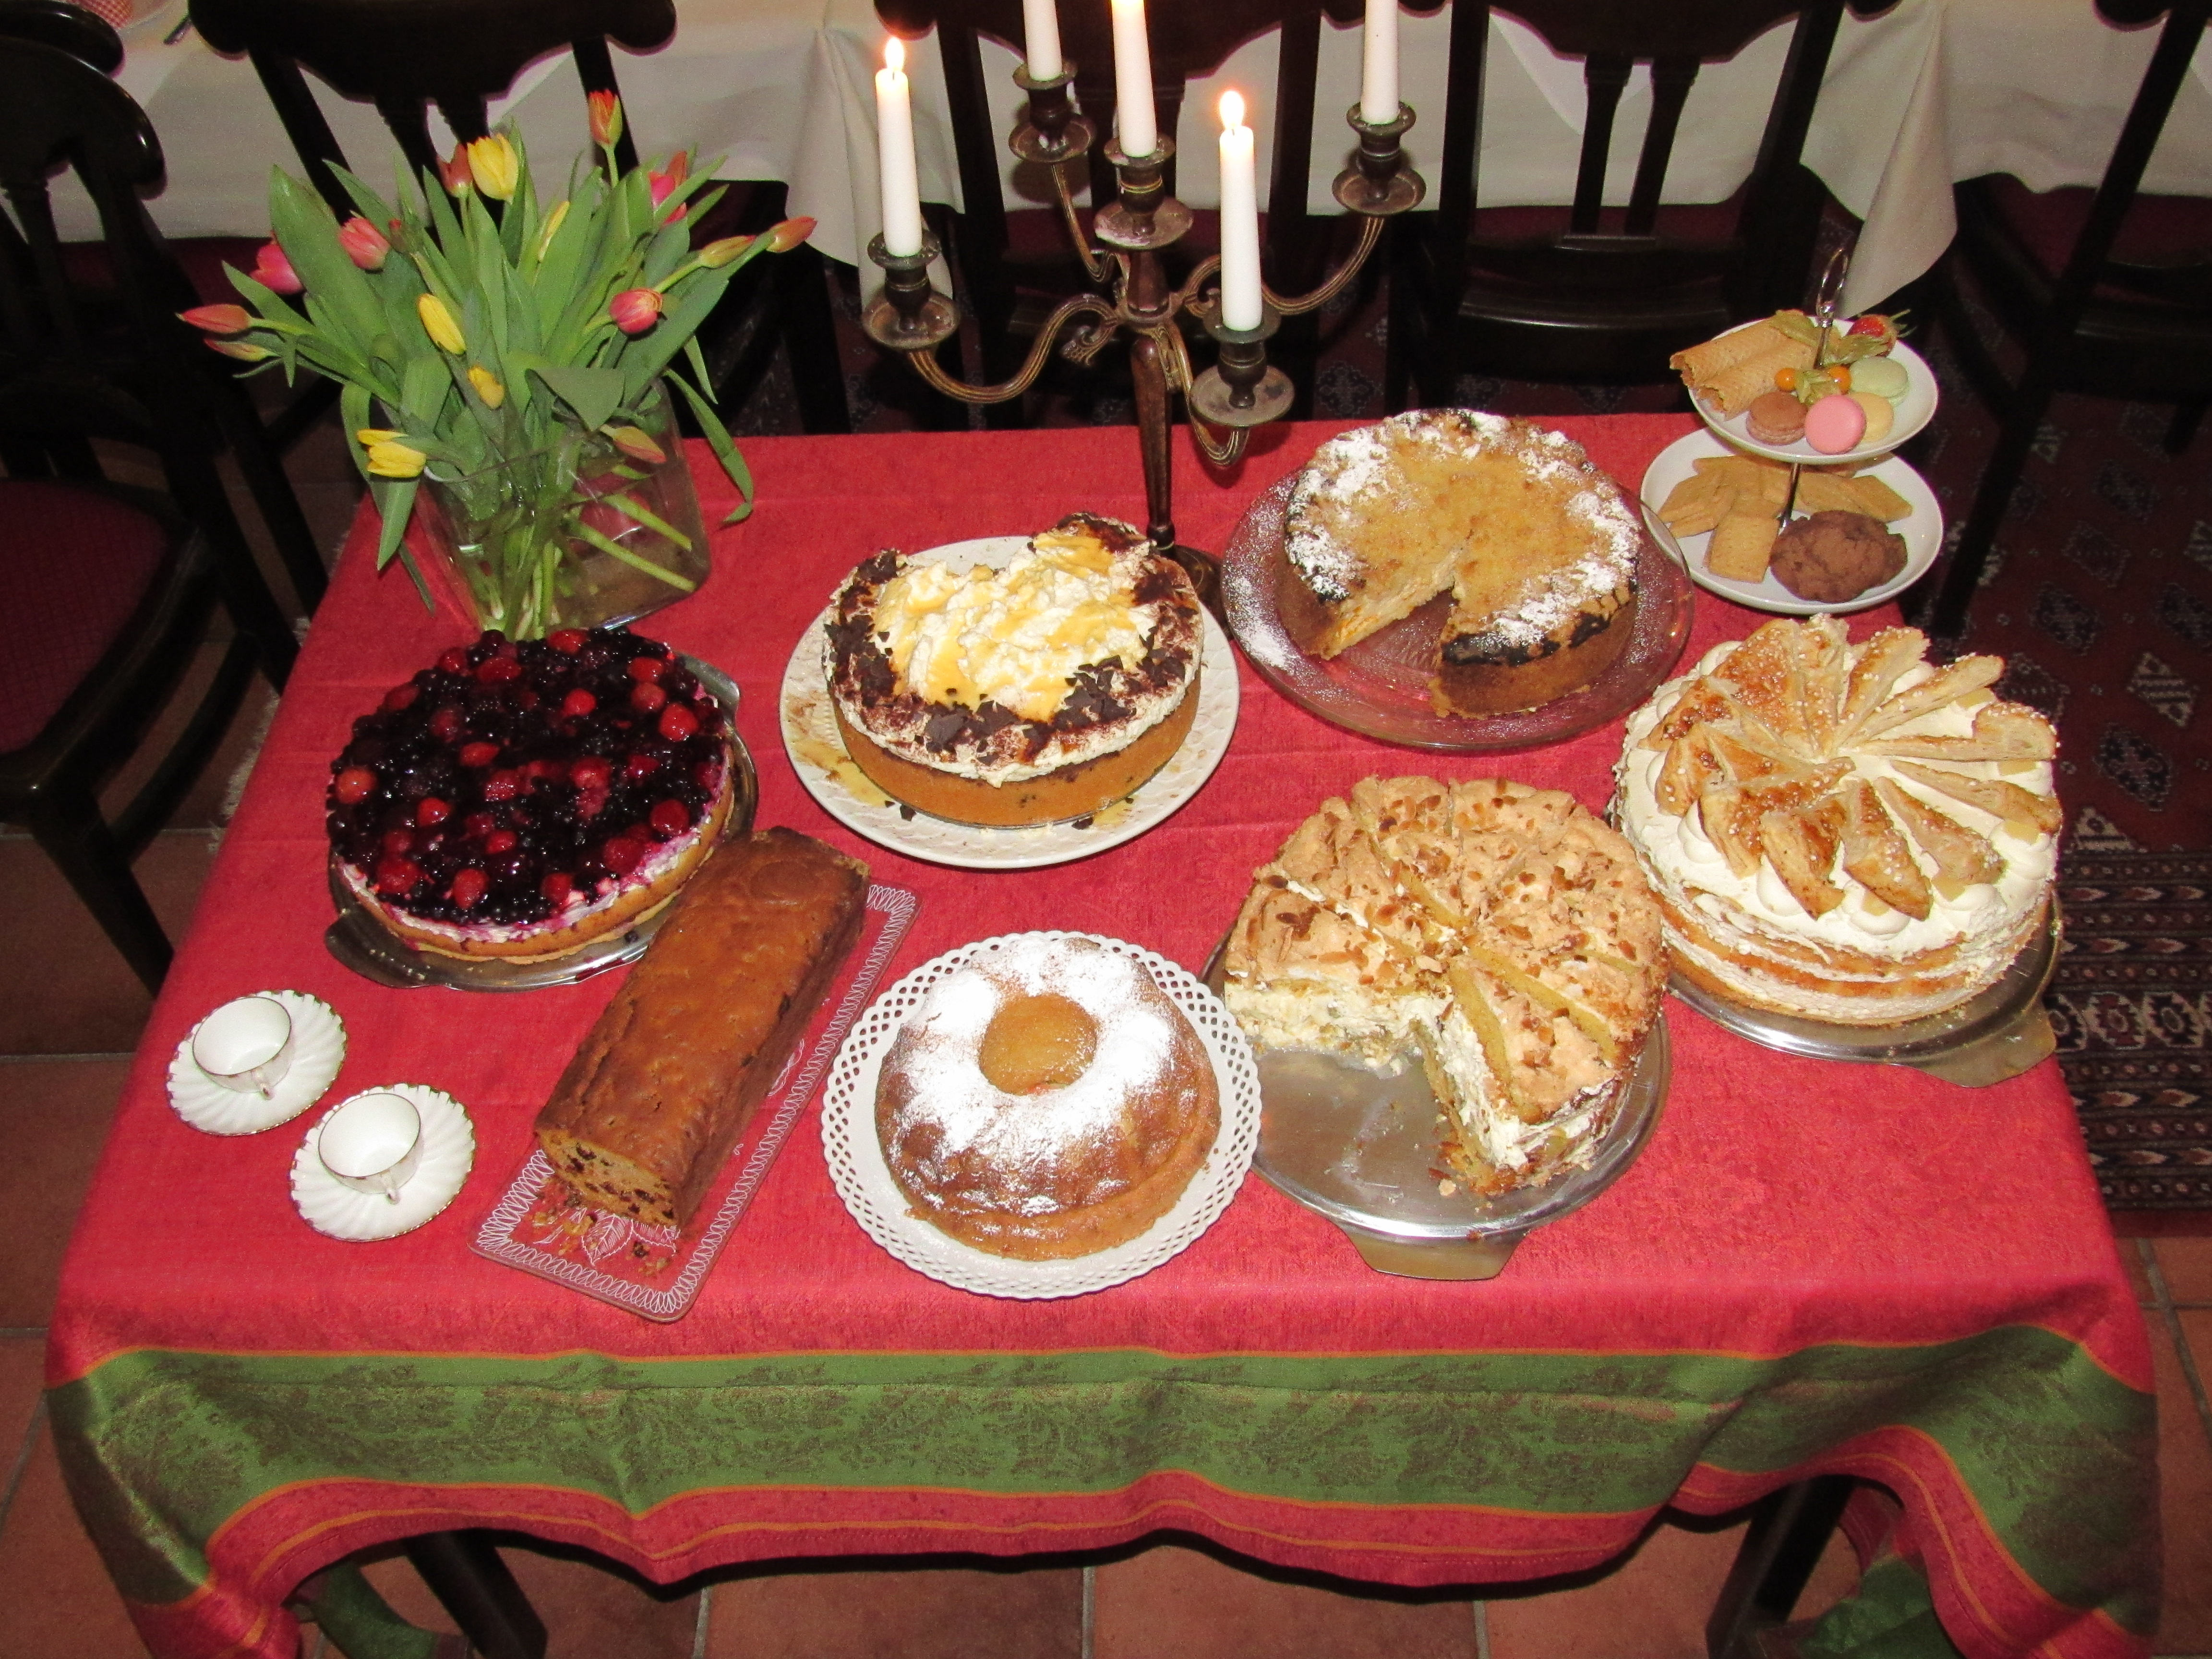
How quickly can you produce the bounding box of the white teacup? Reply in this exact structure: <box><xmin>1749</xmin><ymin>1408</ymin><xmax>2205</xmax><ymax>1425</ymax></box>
<box><xmin>191</xmin><ymin>996</ymin><xmax>295</xmax><ymax>1099</ymax></box>
<box><xmin>317</xmin><ymin>1091</ymin><xmax>424</xmax><ymax>1204</ymax></box>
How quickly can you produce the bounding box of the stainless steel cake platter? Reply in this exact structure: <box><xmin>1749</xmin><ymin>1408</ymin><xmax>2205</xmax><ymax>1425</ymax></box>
<box><xmin>1203</xmin><ymin>939</ymin><xmax>1671</xmax><ymax>1280</ymax></box>
<box><xmin>1665</xmin><ymin>902</ymin><xmax>2060</xmax><ymax>1087</ymax></box>
<box><xmin>324</xmin><ymin>657</ymin><xmax>757</xmax><ymax>992</ymax></box>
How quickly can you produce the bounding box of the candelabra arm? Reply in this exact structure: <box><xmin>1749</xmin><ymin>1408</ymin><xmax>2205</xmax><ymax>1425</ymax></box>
<box><xmin>903</xmin><ymin>292</ymin><xmax>1119</xmax><ymax>405</ymax></box>
<box><xmin>1174</xmin><ymin>255</ymin><xmax>1223</xmax><ymax>317</ymax></box>
<box><xmin>1155</xmin><ymin>321</ymin><xmax>1250</xmax><ymax>468</ymax></box>
<box><xmin>1263</xmin><ymin>213</ymin><xmax>1385</xmax><ymax>318</ymax></box>
<box><xmin>1048</xmin><ymin>163</ymin><xmax>1115</xmax><ymax>287</ymax></box>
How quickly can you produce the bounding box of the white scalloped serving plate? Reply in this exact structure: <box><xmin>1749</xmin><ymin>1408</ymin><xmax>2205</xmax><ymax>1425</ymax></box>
<box><xmin>821</xmin><ymin>931</ymin><xmax>1260</xmax><ymax>1298</ymax></box>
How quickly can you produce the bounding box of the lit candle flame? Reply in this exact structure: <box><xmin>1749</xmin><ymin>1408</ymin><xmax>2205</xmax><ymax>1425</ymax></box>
<box><xmin>885</xmin><ymin>36</ymin><xmax>905</xmax><ymax>74</ymax></box>
<box><xmin>1219</xmin><ymin>89</ymin><xmax>1245</xmax><ymax>132</ymax></box>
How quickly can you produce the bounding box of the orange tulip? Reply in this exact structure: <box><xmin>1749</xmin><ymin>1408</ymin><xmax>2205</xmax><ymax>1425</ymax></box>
<box><xmin>204</xmin><ymin>337</ymin><xmax>273</xmax><ymax>361</ymax></box>
<box><xmin>607</xmin><ymin>425</ymin><xmax>666</xmax><ymax>464</ymax></box>
<box><xmin>587</xmin><ymin>90</ymin><xmax>623</xmax><ymax>149</ymax></box>
<box><xmin>608</xmin><ymin>288</ymin><xmax>663</xmax><ymax>335</ymax></box>
<box><xmin>697</xmin><ymin>235</ymin><xmax>753</xmax><ymax>269</ymax></box>
<box><xmin>648</xmin><ymin>152</ymin><xmax>689</xmax><ymax>224</ymax></box>
<box><xmin>767</xmin><ymin>217</ymin><xmax>816</xmax><ymax>254</ymax></box>
<box><xmin>180</xmin><ymin>303</ymin><xmax>253</xmax><ymax>335</ymax></box>
<box><xmin>337</xmin><ymin>216</ymin><xmax>390</xmax><ymax>272</ymax></box>
<box><xmin>437</xmin><ymin>144</ymin><xmax>473</xmax><ymax>196</ymax></box>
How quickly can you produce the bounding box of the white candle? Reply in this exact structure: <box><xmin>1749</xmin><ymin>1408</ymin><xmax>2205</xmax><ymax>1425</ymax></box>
<box><xmin>1110</xmin><ymin>0</ymin><xmax>1157</xmax><ymax>159</ymax></box>
<box><xmin>875</xmin><ymin>37</ymin><xmax>924</xmax><ymax>257</ymax></box>
<box><xmin>1022</xmin><ymin>0</ymin><xmax>1063</xmax><ymax>82</ymax></box>
<box><xmin>1360</xmin><ymin>0</ymin><xmax>1398</xmax><ymax>125</ymax></box>
<box><xmin>1217</xmin><ymin>91</ymin><xmax>1262</xmax><ymax>332</ymax></box>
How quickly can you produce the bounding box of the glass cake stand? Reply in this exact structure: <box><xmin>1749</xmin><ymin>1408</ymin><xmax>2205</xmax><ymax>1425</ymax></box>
<box><xmin>1219</xmin><ymin>474</ymin><xmax>1695</xmax><ymax>752</ymax></box>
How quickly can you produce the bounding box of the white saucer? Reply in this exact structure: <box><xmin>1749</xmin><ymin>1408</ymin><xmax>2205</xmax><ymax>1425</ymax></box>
<box><xmin>290</xmin><ymin>1083</ymin><xmax>476</xmax><ymax>1241</ymax></box>
<box><xmin>1640</xmin><ymin>429</ymin><xmax>1944</xmax><ymax>616</ymax></box>
<box><xmin>820</xmin><ymin>932</ymin><xmax>1261</xmax><ymax>1298</ymax></box>
<box><xmin>779</xmin><ymin>537</ymin><xmax>1238</xmax><ymax>871</ymax></box>
<box><xmin>1693</xmin><ymin>338</ymin><xmax>1937</xmax><ymax>466</ymax></box>
<box><xmin>168</xmin><ymin>990</ymin><xmax>347</xmax><ymax>1135</ymax></box>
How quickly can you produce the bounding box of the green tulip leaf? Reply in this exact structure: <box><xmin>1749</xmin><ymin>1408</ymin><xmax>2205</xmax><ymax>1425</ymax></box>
<box><xmin>531</xmin><ymin>363</ymin><xmax>626</xmax><ymax>432</ymax></box>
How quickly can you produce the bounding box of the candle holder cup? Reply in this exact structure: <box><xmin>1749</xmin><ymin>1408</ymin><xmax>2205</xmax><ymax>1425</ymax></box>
<box><xmin>865</xmin><ymin>59</ymin><xmax>1425</xmax><ymax>610</ymax></box>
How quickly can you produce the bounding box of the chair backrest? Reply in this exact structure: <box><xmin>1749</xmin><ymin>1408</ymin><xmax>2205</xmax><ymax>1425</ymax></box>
<box><xmin>0</xmin><ymin>0</ymin><xmax>122</xmax><ymax>73</ymax></box>
<box><xmin>1433</xmin><ymin>0</ymin><xmax>1844</xmax><ymax>314</ymax></box>
<box><xmin>187</xmin><ymin>0</ymin><xmax>675</xmax><ymax>214</ymax></box>
<box><xmin>878</xmin><ymin>0</ymin><xmax>1360</xmax><ymax>285</ymax></box>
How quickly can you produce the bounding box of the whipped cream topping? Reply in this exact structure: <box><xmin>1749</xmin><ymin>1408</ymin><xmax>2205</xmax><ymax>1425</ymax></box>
<box><xmin>1617</xmin><ymin>642</ymin><xmax>2056</xmax><ymax>985</ymax></box>
<box><xmin>873</xmin><ymin>526</ymin><xmax>1153</xmax><ymax>723</ymax></box>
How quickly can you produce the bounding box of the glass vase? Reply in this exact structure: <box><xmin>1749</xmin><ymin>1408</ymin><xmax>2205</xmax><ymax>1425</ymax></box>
<box><xmin>411</xmin><ymin>380</ymin><xmax>711</xmax><ymax>638</ymax></box>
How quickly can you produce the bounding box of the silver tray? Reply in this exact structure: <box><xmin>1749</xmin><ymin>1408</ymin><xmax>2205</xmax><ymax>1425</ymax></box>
<box><xmin>1666</xmin><ymin>902</ymin><xmax>2060</xmax><ymax>1087</ymax></box>
<box><xmin>323</xmin><ymin>655</ymin><xmax>758</xmax><ymax>992</ymax></box>
<box><xmin>1204</xmin><ymin>940</ymin><xmax>1671</xmax><ymax>1279</ymax></box>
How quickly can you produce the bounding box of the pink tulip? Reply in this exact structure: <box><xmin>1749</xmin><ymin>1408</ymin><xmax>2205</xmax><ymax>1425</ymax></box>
<box><xmin>608</xmin><ymin>288</ymin><xmax>663</xmax><ymax>335</ymax></box>
<box><xmin>588</xmin><ymin>90</ymin><xmax>623</xmax><ymax>150</ymax></box>
<box><xmin>337</xmin><ymin>216</ymin><xmax>391</xmax><ymax>272</ymax></box>
<box><xmin>767</xmin><ymin>216</ymin><xmax>816</xmax><ymax>254</ymax></box>
<box><xmin>179</xmin><ymin>303</ymin><xmax>253</xmax><ymax>335</ymax></box>
<box><xmin>648</xmin><ymin>151</ymin><xmax>689</xmax><ymax>224</ymax></box>
<box><xmin>250</xmin><ymin>240</ymin><xmax>302</xmax><ymax>294</ymax></box>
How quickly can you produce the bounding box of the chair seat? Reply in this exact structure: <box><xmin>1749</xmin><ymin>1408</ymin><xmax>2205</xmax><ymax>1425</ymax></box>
<box><xmin>1977</xmin><ymin>175</ymin><xmax>2212</xmax><ymax>296</ymax></box>
<box><xmin>0</xmin><ymin>480</ymin><xmax>174</xmax><ymax>753</ymax></box>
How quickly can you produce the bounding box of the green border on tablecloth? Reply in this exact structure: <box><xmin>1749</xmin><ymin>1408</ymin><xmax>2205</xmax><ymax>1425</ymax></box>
<box><xmin>48</xmin><ymin>1327</ymin><xmax>2154</xmax><ymax>1635</ymax></box>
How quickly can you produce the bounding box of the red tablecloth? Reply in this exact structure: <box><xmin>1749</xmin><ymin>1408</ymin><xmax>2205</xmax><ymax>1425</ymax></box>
<box><xmin>47</xmin><ymin>418</ymin><xmax>2155</xmax><ymax>1659</ymax></box>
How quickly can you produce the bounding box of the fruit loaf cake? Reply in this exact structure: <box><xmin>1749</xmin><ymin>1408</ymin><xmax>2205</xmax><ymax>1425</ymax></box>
<box><xmin>536</xmin><ymin>827</ymin><xmax>870</xmax><ymax>1227</ymax></box>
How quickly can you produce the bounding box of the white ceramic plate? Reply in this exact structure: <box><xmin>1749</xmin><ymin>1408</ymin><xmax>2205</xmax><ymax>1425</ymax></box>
<box><xmin>290</xmin><ymin>1082</ymin><xmax>475</xmax><ymax>1242</ymax></box>
<box><xmin>1693</xmin><ymin>338</ymin><xmax>1937</xmax><ymax>466</ymax></box>
<box><xmin>781</xmin><ymin>538</ymin><xmax>1238</xmax><ymax>871</ymax></box>
<box><xmin>168</xmin><ymin>990</ymin><xmax>346</xmax><ymax>1135</ymax></box>
<box><xmin>1640</xmin><ymin>429</ymin><xmax>1944</xmax><ymax>616</ymax></box>
<box><xmin>820</xmin><ymin>932</ymin><xmax>1261</xmax><ymax>1299</ymax></box>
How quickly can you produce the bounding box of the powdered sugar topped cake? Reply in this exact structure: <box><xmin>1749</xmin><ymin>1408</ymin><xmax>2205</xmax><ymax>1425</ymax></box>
<box><xmin>1284</xmin><ymin>411</ymin><xmax>1643</xmax><ymax>716</ymax></box>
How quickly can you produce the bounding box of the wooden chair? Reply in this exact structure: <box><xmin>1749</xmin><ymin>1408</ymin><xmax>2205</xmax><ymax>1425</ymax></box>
<box><xmin>187</xmin><ymin>0</ymin><xmax>852</xmax><ymax>434</ymax></box>
<box><xmin>1387</xmin><ymin>0</ymin><xmax>1847</xmax><ymax>410</ymax></box>
<box><xmin>875</xmin><ymin>0</ymin><xmax>1361</xmax><ymax>426</ymax></box>
<box><xmin>0</xmin><ymin>31</ymin><xmax>299</xmax><ymax>990</ymax></box>
<box><xmin>1914</xmin><ymin>0</ymin><xmax>2212</xmax><ymax>641</ymax></box>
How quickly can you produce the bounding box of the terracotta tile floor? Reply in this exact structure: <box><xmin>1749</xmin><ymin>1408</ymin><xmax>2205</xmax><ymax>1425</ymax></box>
<box><xmin>5</xmin><ymin>410</ymin><xmax>2210</xmax><ymax>1659</ymax></box>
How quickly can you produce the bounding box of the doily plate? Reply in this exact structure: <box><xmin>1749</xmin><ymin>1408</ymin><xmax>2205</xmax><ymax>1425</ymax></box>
<box><xmin>168</xmin><ymin>990</ymin><xmax>346</xmax><ymax>1135</ymax></box>
<box><xmin>780</xmin><ymin>538</ymin><xmax>1238</xmax><ymax>870</ymax></box>
<box><xmin>821</xmin><ymin>931</ymin><xmax>1260</xmax><ymax>1298</ymax></box>
<box><xmin>291</xmin><ymin>1083</ymin><xmax>475</xmax><ymax>1241</ymax></box>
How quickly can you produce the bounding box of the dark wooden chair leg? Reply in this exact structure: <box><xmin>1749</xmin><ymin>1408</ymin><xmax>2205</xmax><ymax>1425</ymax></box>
<box><xmin>1910</xmin><ymin>382</ymin><xmax>2052</xmax><ymax>641</ymax></box>
<box><xmin>30</xmin><ymin>802</ymin><xmax>171</xmax><ymax>993</ymax></box>
<box><xmin>2166</xmin><ymin>395</ymin><xmax>2206</xmax><ymax>456</ymax></box>
<box><xmin>401</xmin><ymin>1531</ymin><xmax>547</xmax><ymax>1659</ymax></box>
<box><xmin>1705</xmin><ymin>1476</ymin><xmax>1854</xmax><ymax>1659</ymax></box>
<box><xmin>774</xmin><ymin>243</ymin><xmax>853</xmax><ymax>435</ymax></box>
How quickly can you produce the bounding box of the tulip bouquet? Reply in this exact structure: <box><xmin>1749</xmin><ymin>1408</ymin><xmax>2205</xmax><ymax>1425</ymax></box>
<box><xmin>186</xmin><ymin>94</ymin><xmax>813</xmax><ymax>637</ymax></box>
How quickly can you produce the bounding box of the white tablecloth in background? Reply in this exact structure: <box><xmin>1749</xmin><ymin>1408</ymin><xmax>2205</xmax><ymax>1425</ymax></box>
<box><xmin>70</xmin><ymin>0</ymin><xmax>2212</xmax><ymax>314</ymax></box>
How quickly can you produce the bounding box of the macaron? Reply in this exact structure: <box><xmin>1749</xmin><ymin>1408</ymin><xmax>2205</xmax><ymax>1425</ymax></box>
<box><xmin>1850</xmin><ymin>390</ymin><xmax>1894</xmax><ymax>447</ymax></box>
<box><xmin>1745</xmin><ymin>389</ymin><xmax>1807</xmax><ymax>446</ymax></box>
<box><xmin>1849</xmin><ymin>353</ymin><xmax>1908</xmax><ymax>402</ymax></box>
<box><xmin>1804</xmin><ymin>392</ymin><xmax>1867</xmax><ymax>454</ymax></box>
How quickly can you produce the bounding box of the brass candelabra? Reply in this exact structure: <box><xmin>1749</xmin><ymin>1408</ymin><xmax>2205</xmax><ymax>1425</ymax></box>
<box><xmin>863</xmin><ymin>65</ymin><xmax>1425</xmax><ymax>609</ymax></box>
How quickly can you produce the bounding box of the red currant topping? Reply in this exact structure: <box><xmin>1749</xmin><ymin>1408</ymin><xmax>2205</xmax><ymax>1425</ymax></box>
<box><xmin>483</xmin><ymin>829</ymin><xmax>519</xmax><ymax>855</ymax></box>
<box><xmin>602</xmin><ymin>834</ymin><xmax>646</xmax><ymax>876</ymax></box>
<box><xmin>430</xmin><ymin>706</ymin><xmax>464</xmax><ymax>743</ymax></box>
<box><xmin>650</xmin><ymin>799</ymin><xmax>690</xmax><ymax>839</ymax></box>
<box><xmin>437</xmin><ymin>648</ymin><xmax>470</xmax><ymax>675</ymax></box>
<box><xmin>462</xmin><ymin>811</ymin><xmax>496</xmax><ymax>840</ymax></box>
<box><xmin>416</xmin><ymin>797</ymin><xmax>452</xmax><ymax>828</ymax></box>
<box><xmin>657</xmin><ymin>702</ymin><xmax>699</xmax><ymax>742</ymax></box>
<box><xmin>547</xmin><ymin>629</ymin><xmax>587</xmax><ymax>654</ymax></box>
<box><xmin>569</xmin><ymin>756</ymin><xmax>613</xmax><ymax>791</ymax></box>
<box><xmin>459</xmin><ymin>741</ymin><xmax>501</xmax><ymax>768</ymax></box>
<box><xmin>373</xmin><ymin>856</ymin><xmax>425</xmax><ymax>896</ymax></box>
<box><xmin>334</xmin><ymin>766</ymin><xmax>379</xmax><ymax>805</ymax></box>
<box><xmin>627</xmin><ymin>655</ymin><xmax>667</xmax><ymax>683</ymax></box>
<box><xmin>381</xmin><ymin>827</ymin><xmax>416</xmax><ymax>856</ymax></box>
<box><xmin>526</xmin><ymin>757</ymin><xmax>568</xmax><ymax>785</ymax></box>
<box><xmin>481</xmin><ymin>769</ymin><xmax>522</xmax><ymax>803</ymax></box>
<box><xmin>629</xmin><ymin>681</ymin><xmax>668</xmax><ymax>714</ymax></box>
<box><xmin>475</xmin><ymin>655</ymin><xmax>524</xmax><ymax>685</ymax></box>
<box><xmin>622</xmin><ymin>752</ymin><xmax>661</xmax><ymax>782</ymax></box>
<box><xmin>540</xmin><ymin>871</ymin><xmax>576</xmax><ymax>906</ymax></box>
<box><xmin>448</xmin><ymin>867</ymin><xmax>488</xmax><ymax>910</ymax></box>
<box><xmin>560</xmin><ymin>688</ymin><xmax>597</xmax><ymax>720</ymax></box>
<box><xmin>382</xmin><ymin>683</ymin><xmax>420</xmax><ymax>712</ymax></box>
<box><xmin>1849</xmin><ymin>313</ymin><xmax>1889</xmax><ymax>336</ymax></box>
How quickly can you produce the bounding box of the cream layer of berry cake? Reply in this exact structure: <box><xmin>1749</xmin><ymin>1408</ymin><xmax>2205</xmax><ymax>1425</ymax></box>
<box><xmin>326</xmin><ymin>628</ymin><xmax>737</xmax><ymax>961</ymax></box>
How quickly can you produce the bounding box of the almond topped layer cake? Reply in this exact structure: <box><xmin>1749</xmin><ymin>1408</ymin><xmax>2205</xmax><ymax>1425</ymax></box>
<box><xmin>1223</xmin><ymin>776</ymin><xmax>1666</xmax><ymax>1196</ymax></box>
<box><xmin>826</xmin><ymin>515</ymin><xmax>1203</xmax><ymax>826</ymax></box>
<box><xmin>1283</xmin><ymin>412</ymin><xmax>1643</xmax><ymax>716</ymax></box>
<box><xmin>327</xmin><ymin>627</ymin><xmax>737</xmax><ymax>961</ymax></box>
<box><xmin>1615</xmin><ymin>617</ymin><xmax>2061</xmax><ymax>1025</ymax></box>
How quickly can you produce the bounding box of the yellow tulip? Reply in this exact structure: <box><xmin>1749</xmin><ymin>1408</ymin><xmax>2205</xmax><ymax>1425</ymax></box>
<box><xmin>534</xmin><ymin>199</ymin><xmax>570</xmax><ymax>260</ymax></box>
<box><xmin>467</xmin><ymin>365</ymin><xmax>506</xmax><ymax>408</ymax></box>
<box><xmin>363</xmin><ymin>440</ymin><xmax>428</xmax><ymax>479</ymax></box>
<box><xmin>356</xmin><ymin>428</ymin><xmax>403</xmax><ymax>444</ymax></box>
<box><xmin>466</xmin><ymin>133</ymin><xmax>519</xmax><ymax>201</ymax></box>
<box><xmin>417</xmin><ymin>293</ymin><xmax>465</xmax><ymax>355</ymax></box>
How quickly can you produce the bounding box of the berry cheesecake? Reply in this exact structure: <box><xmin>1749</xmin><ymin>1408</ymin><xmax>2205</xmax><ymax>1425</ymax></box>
<box><xmin>327</xmin><ymin>628</ymin><xmax>740</xmax><ymax>961</ymax></box>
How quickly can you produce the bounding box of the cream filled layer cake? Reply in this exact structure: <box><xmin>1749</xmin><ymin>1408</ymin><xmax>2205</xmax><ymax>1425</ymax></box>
<box><xmin>827</xmin><ymin>515</ymin><xmax>1202</xmax><ymax>826</ymax></box>
<box><xmin>876</xmin><ymin>935</ymin><xmax>1220</xmax><ymax>1259</ymax></box>
<box><xmin>1615</xmin><ymin>617</ymin><xmax>2060</xmax><ymax>1025</ymax></box>
<box><xmin>1223</xmin><ymin>776</ymin><xmax>1665</xmax><ymax>1196</ymax></box>
<box><xmin>1283</xmin><ymin>412</ymin><xmax>1642</xmax><ymax>716</ymax></box>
